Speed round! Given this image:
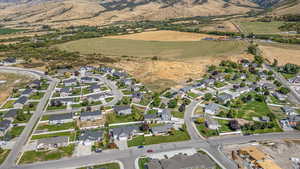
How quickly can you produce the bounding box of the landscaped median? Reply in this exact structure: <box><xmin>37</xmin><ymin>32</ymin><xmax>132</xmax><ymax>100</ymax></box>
<box><xmin>77</xmin><ymin>162</ymin><xmax>120</xmax><ymax>169</ymax></box>
<box><xmin>0</xmin><ymin>149</ymin><xmax>10</xmax><ymax>164</ymax></box>
<box><xmin>19</xmin><ymin>144</ymin><xmax>75</xmax><ymax>164</ymax></box>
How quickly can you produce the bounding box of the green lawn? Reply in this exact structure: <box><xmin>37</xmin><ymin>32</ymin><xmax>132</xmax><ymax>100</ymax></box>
<box><xmin>196</xmin><ymin>124</ymin><xmax>218</xmax><ymax>137</ymax></box>
<box><xmin>24</xmin><ymin>101</ymin><xmax>39</xmax><ymax>111</ymax></box>
<box><xmin>20</xmin><ymin>144</ymin><xmax>75</xmax><ymax>164</ymax></box>
<box><xmin>29</xmin><ymin>92</ymin><xmax>45</xmax><ymax>100</ymax></box>
<box><xmin>31</xmin><ymin>132</ymin><xmax>76</xmax><ymax>141</ymax></box>
<box><xmin>138</xmin><ymin>158</ymin><xmax>150</xmax><ymax>169</ymax></box>
<box><xmin>122</xmin><ymin>90</ymin><xmax>132</xmax><ymax>95</ymax></box>
<box><xmin>36</xmin><ymin>122</ymin><xmax>75</xmax><ymax>132</ymax></box>
<box><xmin>77</xmin><ymin>163</ymin><xmax>120</xmax><ymax>169</ymax></box>
<box><xmin>108</xmin><ymin>114</ymin><xmax>138</xmax><ymax>124</ymax></box>
<box><xmin>7</xmin><ymin>126</ymin><xmax>25</xmax><ymax>138</ymax></box>
<box><xmin>0</xmin><ymin>28</ymin><xmax>24</xmax><ymax>35</ymax></box>
<box><xmin>0</xmin><ymin>150</ymin><xmax>10</xmax><ymax>164</ymax></box>
<box><xmin>127</xmin><ymin>130</ymin><xmax>190</xmax><ymax>147</ymax></box>
<box><xmin>171</xmin><ymin>111</ymin><xmax>184</xmax><ymax>119</ymax></box>
<box><xmin>217</xmin><ymin>120</ymin><xmax>234</xmax><ymax>133</ymax></box>
<box><xmin>237</xmin><ymin>101</ymin><xmax>271</xmax><ymax>120</ymax></box>
<box><xmin>47</xmin><ymin>105</ymin><xmax>67</xmax><ymax>111</ymax></box>
<box><xmin>242</xmin><ymin>122</ymin><xmax>283</xmax><ymax>134</ymax></box>
<box><xmin>1</xmin><ymin>100</ymin><xmax>15</xmax><ymax>109</ymax></box>
<box><xmin>238</xmin><ymin>21</ymin><xmax>286</xmax><ymax>34</ymax></box>
<box><xmin>187</xmin><ymin>92</ymin><xmax>198</xmax><ymax>99</ymax></box>
<box><xmin>101</xmin><ymin>86</ymin><xmax>109</xmax><ymax>91</ymax></box>
<box><xmin>105</xmin><ymin>97</ymin><xmax>114</xmax><ymax>102</ymax></box>
<box><xmin>13</xmin><ymin>113</ymin><xmax>32</xmax><ymax>123</ymax></box>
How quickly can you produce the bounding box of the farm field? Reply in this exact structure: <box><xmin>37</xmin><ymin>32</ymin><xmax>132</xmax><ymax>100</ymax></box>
<box><xmin>259</xmin><ymin>42</ymin><xmax>300</xmax><ymax>65</ymax></box>
<box><xmin>237</xmin><ymin>21</ymin><xmax>286</xmax><ymax>34</ymax></box>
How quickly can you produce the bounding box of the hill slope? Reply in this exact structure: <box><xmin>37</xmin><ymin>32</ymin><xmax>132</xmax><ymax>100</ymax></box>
<box><xmin>0</xmin><ymin>0</ymin><xmax>259</xmax><ymax>28</ymax></box>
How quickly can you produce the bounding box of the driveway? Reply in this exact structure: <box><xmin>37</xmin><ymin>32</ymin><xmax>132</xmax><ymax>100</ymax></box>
<box><xmin>115</xmin><ymin>139</ymin><xmax>128</xmax><ymax>150</ymax></box>
<box><xmin>73</xmin><ymin>143</ymin><xmax>92</xmax><ymax>157</ymax></box>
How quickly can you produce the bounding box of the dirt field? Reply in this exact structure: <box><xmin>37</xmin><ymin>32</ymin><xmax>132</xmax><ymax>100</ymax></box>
<box><xmin>223</xmin><ymin>139</ymin><xmax>300</xmax><ymax>169</ymax></box>
<box><xmin>199</xmin><ymin>21</ymin><xmax>239</xmax><ymax>32</ymax></box>
<box><xmin>104</xmin><ymin>30</ymin><xmax>222</xmax><ymax>41</ymax></box>
<box><xmin>0</xmin><ymin>72</ymin><xmax>33</xmax><ymax>104</ymax></box>
<box><xmin>259</xmin><ymin>43</ymin><xmax>300</xmax><ymax>65</ymax></box>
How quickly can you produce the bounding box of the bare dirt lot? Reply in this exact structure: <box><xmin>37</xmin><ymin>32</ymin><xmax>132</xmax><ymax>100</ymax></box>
<box><xmin>0</xmin><ymin>72</ymin><xmax>33</xmax><ymax>105</ymax></box>
<box><xmin>223</xmin><ymin>139</ymin><xmax>300</xmax><ymax>169</ymax></box>
<box><xmin>104</xmin><ymin>30</ymin><xmax>222</xmax><ymax>41</ymax></box>
<box><xmin>259</xmin><ymin>43</ymin><xmax>300</xmax><ymax>65</ymax></box>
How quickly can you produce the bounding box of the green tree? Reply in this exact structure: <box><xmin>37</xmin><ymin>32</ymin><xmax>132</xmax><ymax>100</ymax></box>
<box><xmin>204</xmin><ymin>93</ymin><xmax>213</xmax><ymax>101</ymax></box>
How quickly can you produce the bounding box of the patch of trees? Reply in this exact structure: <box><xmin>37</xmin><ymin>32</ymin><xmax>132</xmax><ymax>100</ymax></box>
<box><xmin>241</xmin><ymin>121</ymin><xmax>276</xmax><ymax>131</ymax></box>
<box><xmin>279</xmin><ymin>63</ymin><xmax>299</xmax><ymax>74</ymax></box>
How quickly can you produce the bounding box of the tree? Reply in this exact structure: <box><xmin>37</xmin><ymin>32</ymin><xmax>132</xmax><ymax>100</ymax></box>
<box><xmin>178</xmin><ymin>104</ymin><xmax>186</xmax><ymax>112</ymax></box>
<box><xmin>282</xmin><ymin>63</ymin><xmax>299</xmax><ymax>74</ymax></box>
<box><xmin>195</xmin><ymin>117</ymin><xmax>205</xmax><ymax>124</ymax></box>
<box><xmin>229</xmin><ymin>120</ymin><xmax>240</xmax><ymax>131</ymax></box>
<box><xmin>168</xmin><ymin>99</ymin><xmax>177</xmax><ymax>108</ymax></box>
<box><xmin>16</xmin><ymin>111</ymin><xmax>26</xmax><ymax>121</ymax></box>
<box><xmin>278</xmin><ymin>87</ymin><xmax>290</xmax><ymax>95</ymax></box>
<box><xmin>204</xmin><ymin>93</ymin><xmax>212</xmax><ymax>101</ymax></box>
<box><xmin>140</xmin><ymin>123</ymin><xmax>150</xmax><ymax>132</ymax></box>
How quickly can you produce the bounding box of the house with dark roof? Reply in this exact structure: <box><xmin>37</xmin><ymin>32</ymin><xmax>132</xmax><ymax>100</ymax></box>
<box><xmin>49</xmin><ymin>113</ymin><xmax>73</xmax><ymax>125</ymax></box>
<box><xmin>36</xmin><ymin>136</ymin><xmax>69</xmax><ymax>150</ymax></box>
<box><xmin>21</xmin><ymin>88</ymin><xmax>34</xmax><ymax>96</ymax></box>
<box><xmin>114</xmin><ymin>105</ymin><xmax>132</xmax><ymax>116</ymax></box>
<box><xmin>111</xmin><ymin>125</ymin><xmax>142</xmax><ymax>141</ymax></box>
<box><xmin>204</xmin><ymin>103</ymin><xmax>219</xmax><ymax>115</ymax></box>
<box><xmin>60</xmin><ymin>87</ymin><xmax>72</xmax><ymax>97</ymax></box>
<box><xmin>63</xmin><ymin>78</ymin><xmax>77</xmax><ymax>87</ymax></box>
<box><xmin>150</xmin><ymin>124</ymin><xmax>173</xmax><ymax>136</ymax></box>
<box><xmin>3</xmin><ymin>109</ymin><xmax>19</xmax><ymax>121</ymax></box>
<box><xmin>13</xmin><ymin>96</ymin><xmax>28</xmax><ymax>109</ymax></box>
<box><xmin>80</xmin><ymin>77</ymin><xmax>94</xmax><ymax>84</ymax></box>
<box><xmin>89</xmin><ymin>84</ymin><xmax>101</xmax><ymax>93</ymax></box>
<box><xmin>144</xmin><ymin>113</ymin><xmax>160</xmax><ymax>123</ymax></box>
<box><xmin>2</xmin><ymin>57</ymin><xmax>16</xmax><ymax>65</ymax></box>
<box><xmin>0</xmin><ymin>120</ymin><xmax>11</xmax><ymax>137</ymax></box>
<box><xmin>80</xmin><ymin>110</ymin><xmax>102</xmax><ymax>121</ymax></box>
<box><xmin>78</xmin><ymin>130</ymin><xmax>103</xmax><ymax>145</ymax></box>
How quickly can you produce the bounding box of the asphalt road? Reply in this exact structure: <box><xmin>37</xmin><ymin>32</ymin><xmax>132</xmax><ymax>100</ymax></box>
<box><xmin>184</xmin><ymin>100</ymin><xmax>203</xmax><ymax>140</ymax></box>
<box><xmin>0</xmin><ymin>66</ymin><xmax>57</xmax><ymax>169</ymax></box>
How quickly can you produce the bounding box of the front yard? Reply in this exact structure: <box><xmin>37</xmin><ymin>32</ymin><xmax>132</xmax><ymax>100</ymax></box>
<box><xmin>237</xmin><ymin>101</ymin><xmax>271</xmax><ymax>120</ymax></box>
<box><xmin>1</xmin><ymin>100</ymin><xmax>15</xmax><ymax>109</ymax></box>
<box><xmin>31</xmin><ymin>131</ymin><xmax>76</xmax><ymax>141</ymax></box>
<box><xmin>6</xmin><ymin>126</ymin><xmax>25</xmax><ymax>139</ymax></box>
<box><xmin>36</xmin><ymin>122</ymin><xmax>75</xmax><ymax>132</ymax></box>
<box><xmin>20</xmin><ymin>144</ymin><xmax>75</xmax><ymax>164</ymax></box>
<box><xmin>127</xmin><ymin>130</ymin><xmax>190</xmax><ymax>147</ymax></box>
<box><xmin>196</xmin><ymin>124</ymin><xmax>218</xmax><ymax>137</ymax></box>
<box><xmin>77</xmin><ymin>162</ymin><xmax>120</xmax><ymax>169</ymax></box>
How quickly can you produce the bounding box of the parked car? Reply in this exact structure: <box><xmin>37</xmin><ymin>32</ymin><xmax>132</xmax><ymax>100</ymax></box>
<box><xmin>138</xmin><ymin>145</ymin><xmax>144</xmax><ymax>149</ymax></box>
<box><xmin>147</xmin><ymin>149</ymin><xmax>154</xmax><ymax>153</ymax></box>
<box><xmin>95</xmin><ymin>149</ymin><xmax>102</xmax><ymax>153</ymax></box>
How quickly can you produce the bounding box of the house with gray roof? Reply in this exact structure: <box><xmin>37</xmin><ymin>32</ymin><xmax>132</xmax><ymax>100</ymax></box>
<box><xmin>144</xmin><ymin>113</ymin><xmax>160</xmax><ymax>123</ymax></box>
<box><xmin>78</xmin><ymin>130</ymin><xmax>103</xmax><ymax>145</ymax></box>
<box><xmin>262</xmin><ymin>83</ymin><xmax>276</xmax><ymax>90</ymax></box>
<box><xmin>150</xmin><ymin>124</ymin><xmax>173</xmax><ymax>136</ymax></box>
<box><xmin>236</xmin><ymin>86</ymin><xmax>250</xmax><ymax>94</ymax></box>
<box><xmin>86</xmin><ymin>92</ymin><xmax>112</xmax><ymax>102</ymax></box>
<box><xmin>147</xmin><ymin>153</ymin><xmax>216</xmax><ymax>169</ymax></box>
<box><xmin>13</xmin><ymin>96</ymin><xmax>28</xmax><ymax>109</ymax></box>
<box><xmin>60</xmin><ymin>87</ymin><xmax>72</xmax><ymax>97</ymax></box>
<box><xmin>80</xmin><ymin>110</ymin><xmax>102</xmax><ymax>121</ymax></box>
<box><xmin>158</xmin><ymin>109</ymin><xmax>172</xmax><ymax>121</ymax></box>
<box><xmin>273</xmin><ymin>92</ymin><xmax>287</xmax><ymax>101</ymax></box>
<box><xmin>114</xmin><ymin>105</ymin><xmax>132</xmax><ymax>116</ymax></box>
<box><xmin>205</xmin><ymin>118</ymin><xmax>219</xmax><ymax>130</ymax></box>
<box><xmin>3</xmin><ymin>109</ymin><xmax>19</xmax><ymax>121</ymax></box>
<box><xmin>80</xmin><ymin>76</ymin><xmax>94</xmax><ymax>84</ymax></box>
<box><xmin>51</xmin><ymin>98</ymin><xmax>74</xmax><ymax>106</ymax></box>
<box><xmin>204</xmin><ymin>103</ymin><xmax>219</xmax><ymax>115</ymax></box>
<box><xmin>111</xmin><ymin>125</ymin><xmax>142</xmax><ymax>141</ymax></box>
<box><xmin>0</xmin><ymin>120</ymin><xmax>11</xmax><ymax>137</ymax></box>
<box><xmin>282</xmin><ymin>106</ymin><xmax>297</xmax><ymax>116</ymax></box>
<box><xmin>132</xmin><ymin>92</ymin><xmax>143</xmax><ymax>103</ymax></box>
<box><xmin>29</xmin><ymin>80</ymin><xmax>41</xmax><ymax>88</ymax></box>
<box><xmin>49</xmin><ymin>113</ymin><xmax>73</xmax><ymax>125</ymax></box>
<box><xmin>63</xmin><ymin>78</ymin><xmax>77</xmax><ymax>87</ymax></box>
<box><xmin>89</xmin><ymin>84</ymin><xmax>101</xmax><ymax>93</ymax></box>
<box><xmin>289</xmin><ymin>76</ymin><xmax>300</xmax><ymax>84</ymax></box>
<box><xmin>217</xmin><ymin>93</ymin><xmax>233</xmax><ymax>104</ymax></box>
<box><xmin>36</xmin><ymin>136</ymin><xmax>69</xmax><ymax>150</ymax></box>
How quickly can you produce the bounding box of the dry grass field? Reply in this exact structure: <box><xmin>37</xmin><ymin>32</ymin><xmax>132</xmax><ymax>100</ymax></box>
<box><xmin>259</xmin><ymin>43</ymin><xmax>300</xmax><ymax>65</ymax></box>
<box><xmin>57</xmin><ymin>31</ymin><xmax>249</xmax><ymax>92</ymax></box>
<box><xmin>104</xmin><ymin>30</ymin><xmax>222</xmax><ymax>41</ymax></box>
<box><xmin>0</xmin><ymin>73</ymin><xmax>33</xmax><ymax>104</ymax></box>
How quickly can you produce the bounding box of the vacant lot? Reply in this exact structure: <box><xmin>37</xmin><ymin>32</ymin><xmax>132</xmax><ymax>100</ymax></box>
<box><xmin>57</xmin><ymin>31</ymin><xmax>248</xmax><ymax>92</ymax></box>
<box><xmin>0</xmin><ymin>72</ymin><xmax>33</xmax><ymax>105</ymax></box>
<box><xmin>259</xmin><ymin>43</ymin><xmax>300</xmax><ymax>65</ymax></box>
<box><xmin>104</xmin><ymin>30</ymin><xmax>222</xmax><ymax>41</ymax></box>
<box><xmin>237</xmin><ymin>21</ymin><xmax>286</xmax><ymax>34</ymax></box>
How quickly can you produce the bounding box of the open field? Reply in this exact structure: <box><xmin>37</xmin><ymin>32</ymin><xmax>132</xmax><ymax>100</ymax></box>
<box><xmin>0</xmin><ymin>72</ymin><xmax>33</xmax><ymax>105</ymax></box>
<box><xmin>57</xmin><ymin>32</ymin><xmax>248</xmax><ymax>92</ymax></box>
<box><xmin>259</xmin><ymin>42</ymin><xmax>300</xmax><ymax>65</ymax></box>
<box><xmin>237</xmin><ymin>21</ymin><xmax>286</xmax><ymax>34</ymax></box>
<box><xmin>104</xmin><ymin>30</ymin><xmax>222</xmax><ymax>41</ymax></box>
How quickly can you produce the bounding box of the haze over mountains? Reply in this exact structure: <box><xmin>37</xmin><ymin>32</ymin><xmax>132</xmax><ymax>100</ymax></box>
<box><xmin>0</xmin><ymin>0</ymin><xmax>297</xmax><ymax>28</ymax></box>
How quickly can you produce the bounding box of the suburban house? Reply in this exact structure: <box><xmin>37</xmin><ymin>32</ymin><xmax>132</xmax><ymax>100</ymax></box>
<box><xmin>63</xmin><ymin>78</ymin><xmax>77</xmax><ymax>87</ymax></box>
<box><xmin>213</xmin><ymin>74</ymin><xmax>225</xmax><ymax>82</ymax></box>
<box><xmin>236</xmin><ymin>86</ymin><xmax>250</xmax><ymax>94</ymax></box>
<box><xmin>3</xmin><ymin>109</ymin><xmax>19</xmax><ymax>121</ymax></box>
<box><xmin>114</xmin><ymin>105</ymin><xmax>132</xmax><ymax>116</ymax></box>
<box><xmin>21</xmin><ymin>88</ymin><xmax>34</xmax><ymax>96</ymax></box>
<box><xmin>80</xmin><ymin>76</ymin><xmax>94</xmax><ymax>84</ymax></box>
<box><xmin>144</xmin><ymin>113</ymin><xmax>160</xmax><ymax>123</ymax></box>
<box><xmin>60</xmin><ymin>87</ymin><xmax>72</xmax><ymax>97</ymax></box>
<box><xmin>29</xmin><ymin>80</ymin><xmax>41</xmax><ymax>88</ymax></box>
<box><xmin>100</xmin><ymin>67</ymin><xmax>114</xmax><ymax>74</ymax></box>
<box><xmin>113</xmin><ymin>71</ymin><xmax>127</xmax><ymax>78</ymax></box>
<box><xmin>0</xmin><ymin>120</ymin><xmax>11</xmax><ymax>137</ymax></box>
<box><xmin>2</xmin><ymin>57</ymin><xmax>16</xmax><ymax>65</ymax></box>
<box><xmin>111</xmin><ymin>125</ymin><xmax>142</xmax><ymax>141</ymax></box>
<box><xmin>288</xmin><ymin>76</ymin><xmax>300</xmax><ymax>84</ymax></box>
<box><xmin>86</xmin><ymin>93</ymin><xmax>107</xmax><ymax>102</ymax></box>
<box><xmin>205</xmin><ymin>118</ymin><xmax>219</xmax><ymax>130</ymax></box>
<box><xmin>132</xmin><ymin>92</ymin><xmax>143</xmax><ymax>103</ymax></box>
<box><xmin>158</xmin><ymin>109</ymin><xmax>172</xmax><ymax>121</ymax></box>
<box><xmin>80</xmin><ymin>110</ymin><xmax>102</xmax><ymax>121</ymax></box>
<box><xmin>217</xmin><ymin>93</ymin><xmax>233</xmax><ymax>104</ymax></box>
<box><xmin>36</xmin><ymin>136</ymin><xmax>69</xmax><ymax>150</ymax></box>
<box><xmin>262</xmin><ymin>83</ymin><xmax>276</xmax><ymax>90</ymax></box>
<box><xmin>287</xmin><ymin>115</ymin><xmax>300</xmax><ymax>127</ymax></box>
<box><xmin>13</xmin><ymin>96</ymin><xmax>28</xmax><ymax>109</ymax></box>
<box><xmin>203</xmin><ymin>79</ymin><xmax>215</xmax><ymax>86</ymax></box>
<box><xmin>78</xmin><ymin>130</ymin><xmax>103</xmax><ymax>145</ymax></box>
<box><xmin>204</xmin><ymin>103</ymin><xmax>219</xmax><ymax>115</ymax></box>
<box><xmin>131</xmin><ymin>85</ymin><xmax>141</xmax><ymax>92</ymax></box>
<box><xmin>260</xmin><ymin>116</ymin><xmax>270</xmax><ymax>122</ymax></box>
<box><xmin>147</xmin><ymin>153</ymin><xmax>216</xmax><ymax>169</ymax></box>
<box><xmin>273</xmin><ymin>92</ymin><xmax>287</xmax><ymax>101</ymax></box>
<box><xmin>48</xmin><ymin>113</ymin><xmax>73</xmax><ymax>125</ymax></box>
<box><xmin>89</xmin><ymin>84</ymin><xmax>101</xmax><ymax>93</ymax></box>
<box><xmin>51</xmin><ymin>98</ymin><xmax>74</xmax><ymax>106</ymax></box>
<box><xmin>150</xmin><ymin>124</ymin><xmax>173</xmax><ymax>136</ymax></box>
<box><xmin>282</xmin><ymin>106</ymin><xmax>297</xmax><ymax>116</ymax></box>
<box><xmin>122</xmin><ymin>78</ymin><xmax>133</xmax><ymax>86</ymax></box>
